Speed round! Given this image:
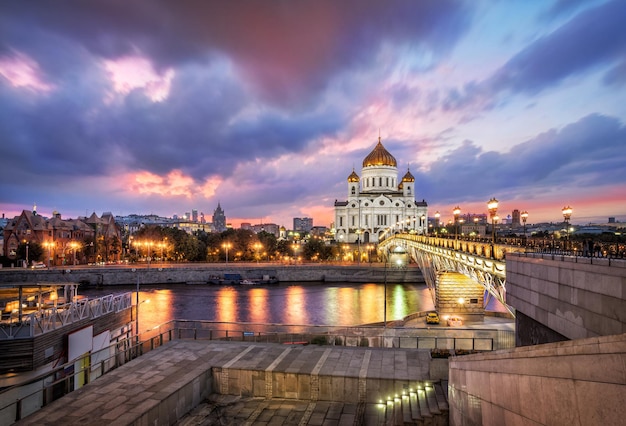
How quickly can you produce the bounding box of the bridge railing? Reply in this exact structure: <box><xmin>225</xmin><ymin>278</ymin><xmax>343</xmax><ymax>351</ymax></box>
<box><xmin>385</xmin><ymin>233</ymin><xmax>625</xmax><ymax>261</ymax></box>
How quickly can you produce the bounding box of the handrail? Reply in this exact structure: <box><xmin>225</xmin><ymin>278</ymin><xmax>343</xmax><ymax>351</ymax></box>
<box><xmin>0</xmin><ymin>293</ymin><xmax>132</xmax><ymax>339</ymax></box>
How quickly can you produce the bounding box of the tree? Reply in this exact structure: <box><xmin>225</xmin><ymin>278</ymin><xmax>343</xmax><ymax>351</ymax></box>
<box><xmin>17</xmin><ymin>242</ymin><xmax>43</xmax><ymax>264</ymax></box>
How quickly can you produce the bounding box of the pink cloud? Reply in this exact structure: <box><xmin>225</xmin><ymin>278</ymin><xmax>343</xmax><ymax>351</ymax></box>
<box><xmin>0</xmin><ymin>50</ymin><xmax>54</xmax><ymax>92</ymax></box>
<box><xmin>104</xmin><ymin>56</ymin><xmax>174</xmax><ymax>102</ymax></box>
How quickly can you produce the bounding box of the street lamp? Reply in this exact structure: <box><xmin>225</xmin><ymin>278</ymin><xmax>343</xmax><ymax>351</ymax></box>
<box><xmin>453</xmin><ymin>206</ymin><xmax>461</xmax><ymax>239</ymax></box>
<box><xmin>253</xmin><ymin>242</ymin><xmax>263</xmax><ymax>263</ymax></box>
<box><xmin>434</xmin><ymin>211</ymin><xmax>440</xmax><ymax>235</ymax></box>
<box><xmin>562</xmin><ymin>206</ymin><xmax>572</xmax><ymax>241</ymax></box>
<box><xmin>69</xmin><ymin>241</ymin><xmax>80</xmax><ymax>265</ymax></box>
<box><xmin>356</xmin><ymin>229</ymin><xmax>361</xmax><ymax>264</ymax></box>
<box><xmin>43</xmin><ymin>241</ymin><xmax>53</xmax><ymax>268</ymax></box>
<box><xmin>521</xmin><ymin>211</ymin><xmax>529</xmax><ymax>240</ymax></box>
<box><xmin>420</xmin><ymin>215</ymin><xmax>426</xmax><ymax>234</ymax></box>
<box><xmin>222</xmin><ymin>242</ymin><xmax>232</xmax><ymax>263</ymax></box>
<box><xmin>487</xmin><ymin>198</ymin><xmax>499</xmax><ymax>243</ymax></box>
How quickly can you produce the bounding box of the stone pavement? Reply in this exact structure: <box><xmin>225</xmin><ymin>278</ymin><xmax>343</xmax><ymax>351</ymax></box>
<box><xmin>17</xmin><ymin>340</ymin><xmax>445</xmax><ymax>425</ymax></box>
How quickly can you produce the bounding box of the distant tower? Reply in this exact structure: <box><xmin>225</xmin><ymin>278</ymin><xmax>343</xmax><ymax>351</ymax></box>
<box><xmin>212</xmin><ymin>203</ymin><xmax>227</xmax><ymax>232</ymax></box>
<box><xmin>192</xmin><ymin>209</ymin><xmax>198</xmax><ymax>222</ymax></box>
<box><xmin>512</xmin><ymin>209</ymin><xmax>521</xmax><ymax>226</ymax></box>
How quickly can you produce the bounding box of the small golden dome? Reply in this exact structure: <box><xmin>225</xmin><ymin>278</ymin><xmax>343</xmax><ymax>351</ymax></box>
<box><xmin>347</xmin><ymin>169</ymin><xmax>360</xmax><ymax>182</ymax></box>
<box><xmin>402</xmin><ymin>168</ymin><xmax>415</xmax><ymax>182</ymax></box>
<box><xmin>363</xmin><ymin>137</ymin><xmax>397</xmax><ymax>167</ymax></box>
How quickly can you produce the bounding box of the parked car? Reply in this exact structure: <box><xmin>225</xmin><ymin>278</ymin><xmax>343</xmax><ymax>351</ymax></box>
<box><xmin>426</xmin><ymin>312</ymin><xmax>440</xmax><ymax>324</ymax></box>
<box><xmin>447</xmin><ymin>316</ymin><xmax>463</xmax><ymax>327</ymax></box>
<box><xmin>31</xmin><ymin>262</ymin><xmax>46</xmax><ymax>269</ymax></box>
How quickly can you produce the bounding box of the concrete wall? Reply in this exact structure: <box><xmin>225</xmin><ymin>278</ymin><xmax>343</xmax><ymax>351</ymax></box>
<box><xmin>448</xmin><ymin>332</ymin><xmax>626</xmax><ymax>426</ymax></box>
<box><xmin>506</xmin><ymin>253</ymin><xmax>626</xmax><ymax>343</ymax></box>
<box><xmin>0</xmin><ymin>264</ymin><xmax>424</xmax><ymax>286</ymax></box>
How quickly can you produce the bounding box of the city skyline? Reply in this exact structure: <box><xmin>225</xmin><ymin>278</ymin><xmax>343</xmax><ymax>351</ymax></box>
<box><xmin>1</xmin><ymin>1</ymin><xmax>625</xmax><ymax>228</ymax></box>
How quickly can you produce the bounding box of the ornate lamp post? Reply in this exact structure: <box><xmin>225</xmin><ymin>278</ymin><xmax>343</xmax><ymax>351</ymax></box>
<box><xmin>421</xmin><ymin>214</ymin><xmax>426</xmax><ymax>234</ymax></box>
<box><xmin>453</xmin><ymin>206</ymin><xmax>461</xmax><ymax>239</ymax></box>
<box><xmin>487</xmin><ymin>198</ymin><xmax>499</xmax><ymax>243</ymax></box>
<box><xmin>562</xmin><ymin>206</ymin><xmax>573</xmax><ymax>242</ymax></box>
<box><xmin>521</xmin><ymin>211</ymin><xmax>529</xmax><ymax>240</ymax></box>
<box><xmin>434</xmin><ymin>211</ymin><xmax>440</xmax><ymax>236</ymax></box>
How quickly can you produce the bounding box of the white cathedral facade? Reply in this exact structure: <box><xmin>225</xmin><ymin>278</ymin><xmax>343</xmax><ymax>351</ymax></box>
<box><xmin>334</xmin><ymin>137</ymin><xmax>428</xmax><ymax>244</ymax></box>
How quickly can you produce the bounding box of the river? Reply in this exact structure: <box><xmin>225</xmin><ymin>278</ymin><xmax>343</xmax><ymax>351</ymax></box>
<box><xmin>81</xmin><ymin>282</ymin><xmax>435</xmax><ymax>331</ymax></box>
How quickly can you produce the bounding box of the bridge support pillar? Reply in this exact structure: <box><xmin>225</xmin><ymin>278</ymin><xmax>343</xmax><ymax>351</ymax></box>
<box><xmin>436</xmin><ymin>272</ymin><xmax>485</xmax><ymax>322</ymax></box>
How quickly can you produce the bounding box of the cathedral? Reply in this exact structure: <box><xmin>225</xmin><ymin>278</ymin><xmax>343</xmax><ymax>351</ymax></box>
<box><xmin>334</xmin><ymin>137</ymin><xmax>428</xmax><ymax>244</ymax></box>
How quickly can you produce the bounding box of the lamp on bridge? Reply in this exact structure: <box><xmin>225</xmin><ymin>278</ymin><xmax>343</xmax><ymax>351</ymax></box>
<box><xmin>487</xmin><ymin>198</ymin><xmax>499</xmax><ymax>243</ymax></box>
<box><xmin>521</xmin><ymin>211</ymin><xmax>529</xmax><ymax>240</ymax></box>
<box><xmin>453</xmin><ymin>206</ymin><xmax>461</xmax><ymax>239</ymax></box>
<box><xmin>434</xmin><ymin>211</ymin><xmax>440</xmax><ymax>235</ymax></box>
<box><xmin>562</xmin><ymin>206</ymin><xmax>572</xmax><ymax>241</ymax></box>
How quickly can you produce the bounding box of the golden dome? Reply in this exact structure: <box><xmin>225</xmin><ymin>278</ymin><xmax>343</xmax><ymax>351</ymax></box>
<box><xmin>363</xmin><ymin>137</ymin><xmax>397</xmax><ymax>167</ymax></box>
<box><xmin>347</xmin><ymin>169</ymin><xmax>360</xmax><ymax>182</ymax></box>
<box><xmin>402</xmin><ymin>168</ymin><xmax>415</xmax><ymax>182</ymax></box>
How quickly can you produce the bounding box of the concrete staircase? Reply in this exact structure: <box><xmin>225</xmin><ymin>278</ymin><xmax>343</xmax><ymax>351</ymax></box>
<box><xmin>180</xmin><ymin>380</ymin><xmax>449</xmax><ymax>425</ymax></box>
<box><xmin>363</xmin><ymin>380</ymin><xmax>449</xmax><ymax>425</ymax></box>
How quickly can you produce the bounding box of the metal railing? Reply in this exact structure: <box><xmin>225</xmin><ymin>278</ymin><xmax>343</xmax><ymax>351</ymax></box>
<box><xmin>0</xmin><ymin>293</ymin><xmax>132</xmax><ymax>339</ymax></box>
<box><xmin>1</xmin><ymin>319</ymin><xmax>514</xmax><ymax>424</ymax></box>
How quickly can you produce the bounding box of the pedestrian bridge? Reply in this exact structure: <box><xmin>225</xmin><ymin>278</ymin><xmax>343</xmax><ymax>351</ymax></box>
<box><xmin>379</xmin><ymin>235</ymin><xmax>527</xmax><ymax>316</ymax></box>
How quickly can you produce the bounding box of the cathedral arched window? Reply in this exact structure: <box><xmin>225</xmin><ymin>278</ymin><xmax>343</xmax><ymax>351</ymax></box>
<box><xmin>351</xmin><ymin>186</ymin><xmax>355</xmax><ymax>195</ymax></box>
<box><xmin>407</xmin><ymin>185</ymin><xmax>412</xmax><ymax>195</ymax></box>
<box><xmin>379</xmin><ymin>177</ymin><xmax>382</xmax><ymax>186</ymax></box>
<box><xmin>386</xmin><ymin>177</ymin><xmax>389</xmax><ymax>186</ymax></box>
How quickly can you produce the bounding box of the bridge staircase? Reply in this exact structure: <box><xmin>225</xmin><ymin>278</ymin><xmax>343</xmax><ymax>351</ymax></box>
<box><xmin>436</xmin><ymin>272</ymin><xmax>485</xmax><ymax>319</ymax></box>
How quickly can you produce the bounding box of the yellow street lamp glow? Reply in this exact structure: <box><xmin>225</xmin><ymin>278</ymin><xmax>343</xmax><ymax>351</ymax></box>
<box><xmin>453</xmin><ymin>206</ymin><xmax>461</xmax><ymax>216</ymax></box>
<box><xmin>562</xmin><ymin>206</ymin><xmax>572</xmax><ymax>220</ymax></box>
<box><xmin>521</xmin><ymin>211</ymin><xmax>529</xmax><ymax>221</ymax></box>
<box><xmin>487</xmin><ymin>197</ymin><xmax>499</xmax><ymax>212</ymax></box>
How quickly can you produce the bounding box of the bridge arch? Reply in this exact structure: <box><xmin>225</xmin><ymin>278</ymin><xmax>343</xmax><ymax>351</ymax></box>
<box><xmin>379</xmin><ymin>234</ymin><xmax>518</xmax><ymax>316</ymax></box>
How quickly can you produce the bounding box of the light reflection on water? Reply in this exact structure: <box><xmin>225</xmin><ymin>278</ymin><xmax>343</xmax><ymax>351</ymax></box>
<box><xmin>82</xmin><ymin>282</ymin><xmax>434</xmax><ymax>332</ymax></box>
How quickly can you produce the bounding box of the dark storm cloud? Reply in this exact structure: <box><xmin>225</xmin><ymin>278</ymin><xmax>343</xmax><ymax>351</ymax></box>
<box><xmin>3</xmin><ymin>0</ymin><xmax>469</xmax><ymax>105</ymax></box>
<box><xmin>443</xmin><ymin>0</ymin><xmax>626</xmax><ymax>111</ymax></box>
<box><xmin>1</xmin><ymin>0</ymin><xmax>470</xmax><ymax>187</ymax></box>
<box><xmin>417</xmin><ymin>114</ymin><xmax>626</xmax><ymax>203</ymax></box>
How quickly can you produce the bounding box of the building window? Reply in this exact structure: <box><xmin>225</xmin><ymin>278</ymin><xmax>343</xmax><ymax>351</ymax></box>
<box><xmin>351</xmin><ymin>216</ymin><xmax>356</xmax><ymax>226</ymax></box>
<box><xmin>386</xmin><ymin>177</ymin><xmax>389</xmax><ymax>186</ymax></box>
<box><xmin>351</xmin><ymin>186</ymin><xmax>355</xmax><ymax>195</ymax></box>
<box><xmin>339</xmin><ymin>217</ymin><xmax>343</xmax><ymax>226</ymax></box>
<box><xmin>379</xmin><ymin>177</ymin><xmax>382</xmax><ymax>186</ymax></box>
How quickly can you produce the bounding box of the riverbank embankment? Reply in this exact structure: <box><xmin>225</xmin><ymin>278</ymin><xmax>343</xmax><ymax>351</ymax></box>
<box><xmin>0</xmin><ymin>263</ymin><xmax>424</xmax><ymax>286</ymax></box>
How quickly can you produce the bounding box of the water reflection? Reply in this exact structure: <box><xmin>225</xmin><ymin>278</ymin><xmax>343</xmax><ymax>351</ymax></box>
<box><xmin>82</xmin><ymin>282</ymin><xmax>434</xmax><ymax>332</ymax></box>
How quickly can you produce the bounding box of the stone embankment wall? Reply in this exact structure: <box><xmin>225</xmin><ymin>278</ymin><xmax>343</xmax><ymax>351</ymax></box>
<box><xmin>448</xmin><ymin>332</ymin><xmax>626</xmax><ymax>426</ymax></box>
<box><xmin>506</xmin><ymin>253</ymin><xmax>626</xmax><ymax>344</ymax></box>
<box><xmin>0</xmin><ymin>263</ymin><xmax>424</xmax><ymax>286</ymax></box>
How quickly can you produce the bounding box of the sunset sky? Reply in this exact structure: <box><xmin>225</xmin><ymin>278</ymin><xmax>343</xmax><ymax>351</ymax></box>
<box><xmin>1</xmin><ymin>1</ymin><xmax>625</xmax><ymax>228</ymax></box>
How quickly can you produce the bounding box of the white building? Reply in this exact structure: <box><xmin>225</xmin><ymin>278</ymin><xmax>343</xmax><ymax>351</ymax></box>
<box><xmin>334</xmin><ymin>137</ymin><xmax>428</xmax><ymax>244</ymax></box>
